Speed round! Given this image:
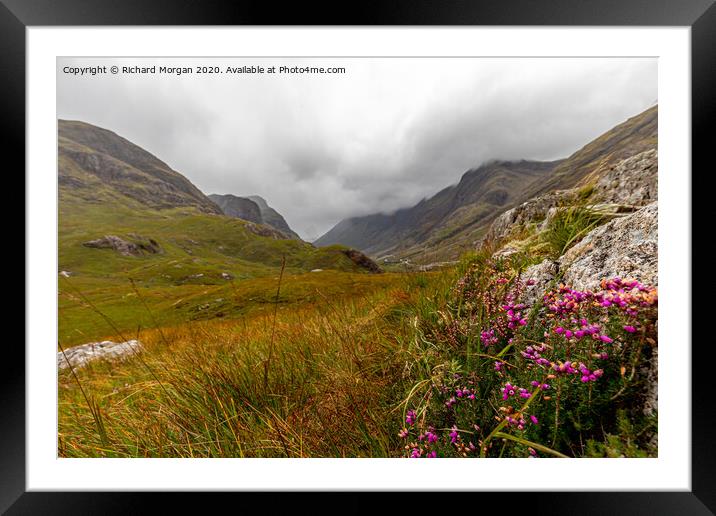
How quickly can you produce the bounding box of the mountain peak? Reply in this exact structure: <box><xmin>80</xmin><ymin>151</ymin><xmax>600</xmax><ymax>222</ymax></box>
<box><xmin>209</xmin><ymin>193</ymin><xmax>300</xmax><ymax>240</ymax></box>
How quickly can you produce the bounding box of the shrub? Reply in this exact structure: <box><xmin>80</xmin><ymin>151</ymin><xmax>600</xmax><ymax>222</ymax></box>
<box><xmin>397</xmin><ymin>257</ymin><xmax>658</xmax><ymax>458</ymax></box>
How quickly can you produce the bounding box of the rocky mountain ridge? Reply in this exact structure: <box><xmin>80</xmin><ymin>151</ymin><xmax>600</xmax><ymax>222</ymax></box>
<box><xmin>315</xmin><ymin>106</ymin><xmax>657</xmax><ymax>263</ymax></box>
<box><xmin>209</xmin><ymin>193</ymin><xmax>301</xmax><ymax>240</ymax></box>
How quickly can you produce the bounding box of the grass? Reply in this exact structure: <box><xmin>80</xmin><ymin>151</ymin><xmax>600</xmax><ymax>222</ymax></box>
<box><xmin>58</xmin><ymin>247</ymin><xmax>656</xmax><ymax>458</ymax></box>
<box><xmin>58</xmin><ymin>269</ymin><xmax>449</xmax><ymax>457</ymax></box>
<box><xmin>541</xmin><ymin>205</ymin><xmax>608</xmax><ymax>258</ymax></box>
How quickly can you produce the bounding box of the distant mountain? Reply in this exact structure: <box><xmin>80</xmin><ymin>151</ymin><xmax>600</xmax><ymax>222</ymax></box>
<box><xmin>248</xmin><ymin>196</ymin><xmax>301</xmax><ymax>240</ymax></box>
<box><xmin>208</xmin><ymin>194</ymin><xmax>263</xmax><ymax>223</ymax></box>
<box><xmin>315</xmin><ymin>159</ymin><xmax>558</xmax><ymax>257</ymax></box>
<box><xmin>209</xmin><ymin>194</ymin><xmax>301</xmax><ymax>240</ymax></box>
<box><xmin>59</xmin><ymin>120</ymin><xmax>221</xmax><ymax>214</ymax></box>
<box><xmin>315</xmin><ymin>105</ymin><xmax>657</xmax><ymax>262</ymax></box>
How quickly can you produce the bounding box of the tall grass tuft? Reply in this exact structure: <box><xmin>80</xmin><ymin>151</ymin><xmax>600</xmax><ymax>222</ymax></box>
<box><xmin>541</xmin><ymin>205</ymin><xmax>607</xmax><ymax>258</ymax></box>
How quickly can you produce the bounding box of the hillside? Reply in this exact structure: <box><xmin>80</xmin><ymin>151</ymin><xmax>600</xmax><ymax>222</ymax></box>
<box><xmin>58</xmin><ymin>120</ymin><xmax>382</xmax><ymax>345</ymax></box>
<box><xmin>59</xmin><ymin>120</ymin><xmax>222</xmax><ymax>214</ymax></box>
<box><xmin>315</xmin><ymin>105</ymin><xmax>657</xmax><ymax>263</ymax></box>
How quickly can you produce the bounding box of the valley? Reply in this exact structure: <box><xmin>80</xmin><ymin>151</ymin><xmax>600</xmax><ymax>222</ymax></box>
<box><xmin>58</xmin><ymin>105</ymin><xmax>659</xmax><ymax>459</ymax></box>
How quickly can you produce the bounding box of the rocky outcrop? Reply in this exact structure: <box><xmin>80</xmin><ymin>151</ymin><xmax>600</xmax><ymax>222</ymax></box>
<box><xmin>519</xmin><ymin>202</ymin><xmax>658</xmax><ymax>302</ymax></box>
<box><xmin>483</xmin><ymin>190</ymin><xmax>571</xmax><ymax>244</ymax></box>
<box><xmin>58</xmin><ymin>340</ymin><xmax>142</xmax><ymax>370</ymax></box>
<box><xmin>83</xmin><ymin>235</ymin><xmax>162</xmax><ymax>256</ymax></box>
<box><xmin>591</xmin><ymin>149</ymin><xmax>657</xmax><ymax>206</ymax></box>
<box><xmin>483</xmin><ymin>149</ymin><xmax>657</xmax><ymax>248</ymax></box>
<box><xmin>559</xmin><ymin>202</ymin><xmax>657</xmax><ymax>290</ymax></box>
<box><xmin>341</xmin><ymin>249</ymin><xmax>383</xmax><ymax>273</ymax></box>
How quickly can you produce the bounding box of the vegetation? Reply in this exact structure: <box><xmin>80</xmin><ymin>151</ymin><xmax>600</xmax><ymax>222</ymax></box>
<box><xmin>541</xmin><ymin>205</ymin><xmax>607</xmax><ymax>258</ymax></box>
<box><xmin>59</xmin><ymin>249</ymin><xmax>657</xmax><ymax>458</ymax></box>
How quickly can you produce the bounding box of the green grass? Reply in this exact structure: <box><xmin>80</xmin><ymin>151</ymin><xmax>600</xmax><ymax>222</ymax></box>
<box><xmin>541</xmin><ymin>205</ymin><xmax>608</xmax><ymax>258</ymax></box>
<box><xmin>58</xmin><ymin>269</ymin><xmax>444</xmax><ymax>457</ymax></box>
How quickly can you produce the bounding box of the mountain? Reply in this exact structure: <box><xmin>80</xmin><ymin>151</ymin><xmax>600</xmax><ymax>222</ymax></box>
<box><xmin>58</xmin><ymin>120</ymin><xmax>381</xmax><ymax>284</ymax></box>
<box><xmin>208</xmin><ymin>194</ymin><xmax>263</xmax><ymax>223</ymax></box>
<box><xmin>315</xmin><ymin>159</ymin><xmax>559</xmax><ymax>258</ymax></box>
<box><xmin>209</xmin><ymin>193</ymin><xmax>301</xmax><ymax>240</ymax></box>
<box><xmin>247</xmin><ymin>195</ymin><xmax>301</xmax><ymax>240</ymax></box>
<box><xmin>59</xmin><ymin>120</ymin><xmax>221</xmax><ymax>214</ymax></box>
<box><xmin>315</xmin><ymin>105</ymin><xmax>657</xmax><ymax>263</ymax></box>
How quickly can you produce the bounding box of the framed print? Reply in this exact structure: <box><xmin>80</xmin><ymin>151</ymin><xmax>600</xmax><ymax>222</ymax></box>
<box><xmin>6</xmin><ymin>0</ymin><xmax>714</xmax><ymax>512</ymax></box>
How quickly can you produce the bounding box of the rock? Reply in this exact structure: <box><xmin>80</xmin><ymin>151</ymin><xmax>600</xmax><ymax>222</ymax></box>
<box><xmin>520</xmin><ymin>259</ymin><xmax>559</xmax><ymax>307</ymax></box>
<box><xmin>483</xmin><ymin>190</ymin><xmax>571</xmax><ymax>244</ymax></box>
<box><xmin>59</xmin><ymin>270</ymin><xmax>72</xmax><ymax>277</ymax></box>
<box><xmin>311</xmin><ymin>269</ymin><xmax>324</xmax><ymax>273</ymax></box>
<box><xmin>221</xmin><ymin>272</ymin><xmax>234</xmax><ymax>280</ymax></box>
<box><xmin>58</xmin><ymin>340</ymin><xmax>142</xmax><ymax>370</ymax></box>
<box><xmin>559</xmin><ymin>202</ymin><xmax>657</xmax><ymax>290</ymax></box>
<box><xmin>592</xmin><ymin>149</ymin><xmax>657</xmax><ymax>206</ymax></box>
<box><xmin>341</xmin><ymin>249</ymin><xmax>383</xmax><ymax>273</ymax></box>
<box><xmin>83</xmin><ymin>235</ymin><xmax>161</xmax><ymax>256</ymax></box>
<box><xmin>482</xmin><ymin>149</ymin><xmax>657</xmax><ymax>250</ymax></box>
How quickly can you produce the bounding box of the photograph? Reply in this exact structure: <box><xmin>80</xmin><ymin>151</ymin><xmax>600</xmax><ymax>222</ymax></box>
<box><xmin>56</xmin><ymin>56</ymin><xmax>660</xmax><ymax>459</ymax></box>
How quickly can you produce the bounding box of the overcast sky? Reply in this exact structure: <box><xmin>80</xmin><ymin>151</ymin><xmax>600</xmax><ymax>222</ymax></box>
<box><xmin>58</xmin><ymin>57</ymin><xmax>657</xmax><ymax>241</ymax></box>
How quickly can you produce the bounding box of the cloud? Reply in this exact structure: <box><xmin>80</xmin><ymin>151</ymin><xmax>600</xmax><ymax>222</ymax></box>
<box><xmin>58</xmin><ymin>57</ymin><xmax>657</xmax><ymax>241</ymax></box>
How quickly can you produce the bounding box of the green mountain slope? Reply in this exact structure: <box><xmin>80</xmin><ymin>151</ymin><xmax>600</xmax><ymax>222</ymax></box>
<box><xmin>58</xmin><ymin>120</ymin><xmax>382</xmax><ymax>344</ymax></box>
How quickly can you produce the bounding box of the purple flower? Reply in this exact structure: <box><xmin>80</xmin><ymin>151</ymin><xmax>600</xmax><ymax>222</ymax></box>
<box><xmin>623</xmin><ymin>325</ymin><xmax>637</xmax><ymax>333</ymax></box>
<box><xmin>406</xmin><ymin>410</ymin><xmax>416</xmax><ymax>426</ymax></box>
<box><xmin>530</xmin><ymin>415</ymin><xmax>539</xmax><ymax>425</ymax></box>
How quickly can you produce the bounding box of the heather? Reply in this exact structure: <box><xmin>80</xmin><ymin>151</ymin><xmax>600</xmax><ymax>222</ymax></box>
<box><xmin>396</xmin><ymin>252</ymin><xmax>658</xmax><ymax>458</ymax></box>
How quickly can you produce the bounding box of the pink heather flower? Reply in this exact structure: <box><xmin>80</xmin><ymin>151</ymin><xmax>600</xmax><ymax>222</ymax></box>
<box><xmin>554</xmin><ymin>327</ymin><xmax>565</xmax><ymax>334</ymax></box>
<box><xmin>426</xmin><ymin>451</ymin><xmax>437</xmax><ymax>458</ymax></box>
<box><xmin>494</xmin><ymin>361</ymin><xmax>503</xmax><ymax>372</ymax></box>
<box><xmin>406</xmin><ymin>410</ymin><xmax>416</xmax><ymax>426</ymax></box>
<box><xmin>529</xmin><ymin>447</ymin><xmax>537</xmax><ymax>457</ymax></box>
<box><xmin>410</xmin><ymin>448</ymin><xmax>421</xmax><ymax>458</ymax></box>
<box><xmin>449</xmin><ymin>426</ymin><xmax>459</xmax><ymax>443</ymax></box>
<box><xmin>530</xmin><ymin>415</ymin><xmax>539</xmax><ymax>425</ymax></box>
<box><xmin>398</xmin><ymin>428</ymin><xmax>409</xmax><ymax>438</ymax></box>
<box><xmin>623</xmin><ymin>325</ymin><xmax>637</xmax><ymax>333</ymax></box>
<box><xmin>599</xmin><ymin>335</ymin><xmax>613</xmax><ymax>343</ymax></box>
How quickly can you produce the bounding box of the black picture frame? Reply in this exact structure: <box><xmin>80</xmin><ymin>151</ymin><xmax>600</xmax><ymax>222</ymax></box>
<box><xmin>5</xmin><ymin>0</ymin><xmax>712</xmax><ymax>513</ymax></box>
